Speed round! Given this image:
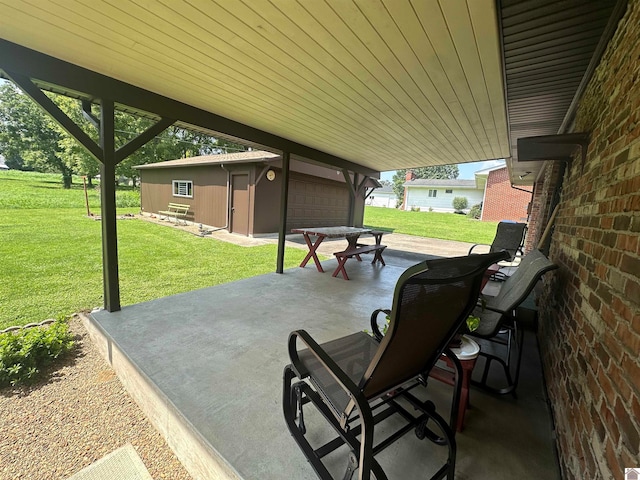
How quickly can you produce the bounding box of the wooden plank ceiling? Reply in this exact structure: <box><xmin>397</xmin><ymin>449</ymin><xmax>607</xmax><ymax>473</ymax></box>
<box><xmin>0</xmin><ymin>0</ymin><xmax>510</xmax><ymax>173</ymax></box>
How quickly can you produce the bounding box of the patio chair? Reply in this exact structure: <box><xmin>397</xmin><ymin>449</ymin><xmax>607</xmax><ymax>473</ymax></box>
<box><xmin>283</xmin><ymin>251</ymin><xmax>509</xmax><ymax>480</ymax></box>
<box><xmin>468</xmin><ymin>221</ymin><xmax>527</xmax><ymax>262</ymax></box>
<box><xmin>468</xmin><ymin>249</ymin><xmax>558</xmax><ymax>396</ymax></box>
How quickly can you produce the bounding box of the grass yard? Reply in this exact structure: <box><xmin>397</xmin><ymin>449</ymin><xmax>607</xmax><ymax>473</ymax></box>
<box><xmin>364</xmin><ymin>206</ymin><xmax>498</xmax><ymax>244</ymax></box>
<box><xmin>0</xmin><ymin>171</ymin><xmax>307</xmax><ymax>329</ymax></box>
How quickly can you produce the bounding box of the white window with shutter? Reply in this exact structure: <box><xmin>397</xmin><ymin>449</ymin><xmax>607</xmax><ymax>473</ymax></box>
<box><xmin>172</xmin><ymin>180</ymin><xmax>193</xmax><ymax>198</ymax></box>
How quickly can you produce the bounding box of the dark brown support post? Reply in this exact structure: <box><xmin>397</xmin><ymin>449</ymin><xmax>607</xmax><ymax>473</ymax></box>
<box><xmin>342</xmin><ymin>169</ymin><xmax>357</xmax><ymax>226</ymax></box>
<box><xmin>276</xmin><ymin>152</ymin><xmax>291</xmax><ymax>274</ymax></box>
<box><xmin>100</xmin><ymin>99</ymin><xmax>121</xmax><ymax>312</ymax></box>
<box><xmin>350</xmin><ymin>173</ymin><xmax>359</xmax><ymax>226</ymax></box>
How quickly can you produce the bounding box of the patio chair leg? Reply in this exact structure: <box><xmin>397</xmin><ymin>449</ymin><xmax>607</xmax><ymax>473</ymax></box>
<box><xmin>294</xmin><ymin>383</ymin><xmax>306</xmax><ymax>434</ymax></box>
<box><xmin>471</xmin><ymin>324</ymin><xmax>525</xmax><ymax>397</ymax></box>
<box><xmin>342</xmin><ymin>452</ymin><xmax>358</xmax><ymax>480</ymax></box>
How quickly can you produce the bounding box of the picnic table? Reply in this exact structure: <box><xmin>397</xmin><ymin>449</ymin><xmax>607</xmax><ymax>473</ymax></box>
<box><xmin>291</xmin><ymin>226</ymin><xmax>386</xmax><ymax>279</ymax></box>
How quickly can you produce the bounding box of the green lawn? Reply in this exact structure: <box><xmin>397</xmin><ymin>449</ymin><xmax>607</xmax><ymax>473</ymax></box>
<box><xmin>364</xmin><ymin>206</ymin><xmax>498</xmax><ymax>244</ymax></box>
<box><xmin>0</xmin><ymin>171</ymin><xmax>307</xmax><ymax>329</ymax></box>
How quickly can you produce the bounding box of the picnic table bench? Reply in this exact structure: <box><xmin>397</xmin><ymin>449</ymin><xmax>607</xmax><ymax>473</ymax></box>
<box><xmin>291</xmin><ymin>226</ymin><xmax>387</xmax><ymax>280</ymax></box>
<box><xmin>332</xmin><ymin>243</ymin><xmax>386</xmax><ymax>280</ymax></box>
<box><xmin>158</xmin><ymin>203</ymin><xmax>190</xmax><ymax>224</ymax></box>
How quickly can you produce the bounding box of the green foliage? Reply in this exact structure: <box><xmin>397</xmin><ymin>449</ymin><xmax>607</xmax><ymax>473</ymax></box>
<box><xmin>363</xmin><ymin>206</ymin><xmax>497</xmax><ymax>244</ymax></box>
<box><xmin>466</xmin><ymin>315</ymin><xmax>480</xmax><ymax>332</ymax></box>
<box><xmin>452</xmin><ymin>196</ymin><xmax>468</xmax><ymax>212</ymax></box>
<box><xmin>392</xmin><ymin>166</ymin><xmax>459</xmax><ymax>205</ymax></box>
<box><xmin>115</xmin><ymin>188</ymin><xmax>141</xmax><ymax>208</ymax></box>
<box><xmin>467</xmin><ymin>203</ymin><xmax>482</xmax><ymax>219</ymax></box>
<box><xmin>0</xmin><ymin>317</ymin><xmax>75</xmax><ymax>387</ymax></box>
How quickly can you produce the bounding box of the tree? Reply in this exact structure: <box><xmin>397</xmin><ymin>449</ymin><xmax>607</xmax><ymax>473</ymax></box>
<box><xmin>0</xmin><ymin>82</ymin><xmax>75</xmax><ymax>187</ymax></box>
<box><xmin>392</xmin><ymin>165</ymin><xmax>459</xmax><ymax>206</ymax></box>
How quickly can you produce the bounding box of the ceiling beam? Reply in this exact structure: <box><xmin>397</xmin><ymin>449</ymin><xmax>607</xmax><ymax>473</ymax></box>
<box><xmin>0</xmin><ymin>39</ymin><xmax>378</xmax><ymax>177</ymax></box>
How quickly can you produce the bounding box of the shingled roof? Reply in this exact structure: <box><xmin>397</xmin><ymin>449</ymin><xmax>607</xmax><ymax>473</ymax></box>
<box><xmin>403</xmin><ymin>179</ymin><xmax>478</xmax><ymax>188</ymax></box>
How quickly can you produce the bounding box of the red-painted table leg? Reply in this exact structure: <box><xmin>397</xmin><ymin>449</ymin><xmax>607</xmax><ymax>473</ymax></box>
<box><xmin>429</xmin><ymin>355</ymin><xmax>478</xmax><ymax>432</ymax></box>
<box><xmin>299</xmin><ymin>233</ymin><xmax>326</xmax><ymax>272</ymax></box>
<box><xmin>347</xmin><ymin>235</ymin><xmax>363</xmax><ymax>261</ymax></box>
<box><xmin>332</xmin><ymin>256</ymin><xmax>350</xmax><ymax>280</ymax></box>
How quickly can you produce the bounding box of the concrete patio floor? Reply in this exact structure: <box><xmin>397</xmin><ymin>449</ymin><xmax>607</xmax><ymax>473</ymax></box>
<box><xmin>85</xmin><ymin>247</ymin><xmax>560</xmax><ymax>480</ymax></box>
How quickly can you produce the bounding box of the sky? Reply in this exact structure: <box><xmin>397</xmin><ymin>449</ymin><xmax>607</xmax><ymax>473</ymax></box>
<box><xmin>379</xmin><ymin>159</ymin><xmax>505</xmax><ymax>181</ymax></box>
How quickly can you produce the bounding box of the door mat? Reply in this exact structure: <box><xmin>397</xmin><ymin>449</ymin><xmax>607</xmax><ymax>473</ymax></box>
<box><xmin>67</xmin><ymin>443</ymin><xmax>153</xmax><ymax>480</ymax></box>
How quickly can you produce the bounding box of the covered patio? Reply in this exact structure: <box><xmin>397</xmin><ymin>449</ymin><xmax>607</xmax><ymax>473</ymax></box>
<box><xmin>2</xmin><ymin>0</ymin><xmax>638</xmax><ymax>478</ymax></box>
<box><xmin>85</xmin><ymin>249</ymin><xmax>558</xmax><ymax>479</ymax></box>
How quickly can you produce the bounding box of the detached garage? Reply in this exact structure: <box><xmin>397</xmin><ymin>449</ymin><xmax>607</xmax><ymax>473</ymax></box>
<box><xmin>136</xmin><ymin>150</ymin><xmax>369</xmax><ymax>236</ymax></box>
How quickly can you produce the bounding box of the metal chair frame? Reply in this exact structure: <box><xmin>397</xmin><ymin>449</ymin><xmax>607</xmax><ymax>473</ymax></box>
<box><xmin>469</xmin><ymin>249</ymin><xmax>558</xmax><ymax>396</ymax></box>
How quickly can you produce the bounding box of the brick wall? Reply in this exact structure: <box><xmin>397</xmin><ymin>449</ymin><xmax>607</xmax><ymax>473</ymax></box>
<box><xmin>534</xmin><ymin>1</ymin><xmax>640</xmax><ymax>478</ymax></box>
<box><xmin>525</xmin><ymin>180</ymin><xmax>545</xmax><ymax>252</ymax></box>
<box><xmin>526</xmin><ymin>162</ymin><xmax>564</xmax><ymax>253</ymax></box>
<box><xmin>481</xmin><ymin>166</ymin><xmax>532</xmax><ymax>222</ymax></box>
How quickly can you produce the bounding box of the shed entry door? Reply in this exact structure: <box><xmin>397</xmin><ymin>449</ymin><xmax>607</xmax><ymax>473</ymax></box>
<box><xmin>230</xmin><ymin>174</ymin><xmax>249</xmax><ymax>235</ymax></box>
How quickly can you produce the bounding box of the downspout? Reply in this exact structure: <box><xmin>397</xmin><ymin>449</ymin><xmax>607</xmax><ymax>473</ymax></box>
<box><xmin>480</xmin><ymin>176</ymin><xmax>488</xmax><ymax>221</ymax></box>
<box><xmin>215</xmin><ymin>163</ymin><xmax>229</xmax><ymax>232</ymax></box>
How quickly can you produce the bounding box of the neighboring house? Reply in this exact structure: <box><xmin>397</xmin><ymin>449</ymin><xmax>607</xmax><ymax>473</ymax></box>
<box><xmin>403</xmin><ymin>175</ymin><xmax>484</xmax><ymax>213</ymax></box>
<box><xmin>366</xmin><ymin>185</ymin><xmax>396</xmax><ymax>208</ymax></box>
<box><xmin>475</xmin><ymin>165</ymin><xmax>532</xmax><ymax>222</ymax></box>
<box><xmin>626</xmin><ymin>469</ymin><xmax>640</xmax><ymax>480</ymax></box>
<box><xmin>0</xmin><ymin>155</ymin><xmax>9</xmax><ymax>170</ymax></box>
<box><xmin>136</xmin><ymin>150</ymin><xmax>370</xmax><ymax>236</ymax></box>
<box><xmin>402</xmin><ymin>165</ymin><xmax>532</xmax><ymax>221</ymax></box>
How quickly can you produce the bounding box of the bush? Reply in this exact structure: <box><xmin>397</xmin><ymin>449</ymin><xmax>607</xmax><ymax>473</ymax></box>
<box><xmin>467</xmin><ymin>203</ymin><xmax>482</xmax><ymax>219</ymax></box>
<box><xmin>452</xmin><ymin>196</ymin><xmax>468</xmax><ymax>212</ymax></box>
<box><xmin>115</xmin><ymin>189</ymin><xmax>141</xmax><ymax>208</ymax></box>
<box><xmin>0</xmin><ymin>317</ymin><xmax>75</xmax><ymax>387</ymax></box>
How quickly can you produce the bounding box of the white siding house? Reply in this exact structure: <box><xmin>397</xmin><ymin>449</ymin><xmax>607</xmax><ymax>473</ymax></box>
<box><xmin>366</xmin><ymin>185</ymin><xmax>397</xmax><ymax>208</ymax></box>
<box><xmin>403</xmin><ymin>179</ymin><xmax>484</xmax><ymax>212</ymax></box>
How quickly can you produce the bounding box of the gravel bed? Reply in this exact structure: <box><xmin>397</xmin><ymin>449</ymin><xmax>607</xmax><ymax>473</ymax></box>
<box><xmin>0</xmin><ymin>316</ymin><xmax>192</xmax><ymax>480</ymax></box>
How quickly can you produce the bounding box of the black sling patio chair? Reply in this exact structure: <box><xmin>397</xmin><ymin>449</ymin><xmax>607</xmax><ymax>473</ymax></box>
<box><xmin>283</xmin><ymin>251</ymin><xmax>509</xmax><ymax>480</ymax></box>
<box><xmin>468</xmin><ymin>221</ymin><xmax>527</xmax><ymax>262</ymax></box>
<box><xmin>468</xmin><ymin>249</ymin><xmax>558</xmax><ymax>396</ymax></box>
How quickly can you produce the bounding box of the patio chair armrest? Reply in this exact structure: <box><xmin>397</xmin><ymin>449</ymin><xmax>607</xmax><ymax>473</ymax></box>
<box><xmin>468</xmin><ymin>243</ymin><xmax>488</xmax><ymax>255</ymax></box>
<box><xmin>287</xmin><ymin>330</ymin><xmax>364</xmax><ymax>404</ymax></box>
<box><xmin>370</xmin><ymin>309</ymin><xmax>392</xmax><ymax>342</ymax></box>
<box><xmin>476</xmin><ymin>300</ymin><xmax>508</xmax><ymax>316</ymax></box>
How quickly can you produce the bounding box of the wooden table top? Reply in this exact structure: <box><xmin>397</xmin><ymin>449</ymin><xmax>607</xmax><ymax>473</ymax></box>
<box><xmin>291</xmin><ymin>226</ymin><xmax>372</xmax><ymax>238</ymax></box>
